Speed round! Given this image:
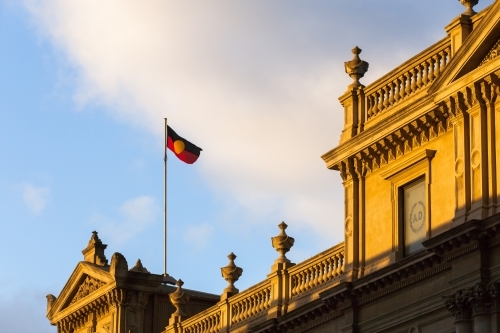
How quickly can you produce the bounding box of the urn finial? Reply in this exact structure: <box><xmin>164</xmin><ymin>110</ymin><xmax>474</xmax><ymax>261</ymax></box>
<box><xmin>220</xmin><ymin>252</ymin><xmax>243</xmax><ymax>299</ymax></box>
<box><xmin>271</xmin><ymin>222</ymin><xmax>295</xmax><ymax>264</ymax></box>
<box><xmin>344</xmin><ymin>46</ymin><xmax>369</xmax><ymax>88</ymax></box>
<box><xmin>459</xmin><ymin>0</ymin><xmax>478</xmax><ymax>16</ymax></box>
<box><xmin>169</xmin><ymin>279</ymin><xmax>190</xmax><ymax>318</ymax></box>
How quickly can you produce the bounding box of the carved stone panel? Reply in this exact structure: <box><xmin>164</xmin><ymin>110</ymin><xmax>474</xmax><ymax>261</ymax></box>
<box><xmin>70</xmin><ymin>276</ymin><xmax>106</xmax><ymax>305</ymax></box>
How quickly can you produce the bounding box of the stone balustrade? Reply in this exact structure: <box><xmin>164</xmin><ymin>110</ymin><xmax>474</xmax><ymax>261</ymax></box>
<box><xmin>230</xmin><ymin>280</ymin><xmax>272</xmax><ymax>325</ymax></box>
<box><xmin>163</xmin><ymin>227</ymin><xmax>345</xmax><ymax>333</ymax></box>
<box><xmin>183</xmin><ymin>305</ymin><xmax>221</xmax><ymax>333</ymax></box>
<box><xmin>288</xmin><ymin>243</ymin><xmax>344</xmax><ymax>298</ymax></box>
<box><xmin>364</xmin><ymin>38</ymin><xmax>451</xmax><ymax>122</ymax></box>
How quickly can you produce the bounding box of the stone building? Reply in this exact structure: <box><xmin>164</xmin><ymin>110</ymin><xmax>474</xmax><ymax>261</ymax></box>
<box><xmin>47</xmin><ymin>1</ymin><xmax>500</xmax><ymax>332</ymax></box>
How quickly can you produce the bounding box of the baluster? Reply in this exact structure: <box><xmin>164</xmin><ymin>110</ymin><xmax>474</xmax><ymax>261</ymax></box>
<box><xmin>415</xmin><ymin>64</ymin><xmax>422</xmax><ymax>88</ymax></box>
<box><xmin>326</xmin><ymin>257</ymin><xmax>334</xmax><ymax>280</ymax></box>
<box><xmin>388</xmin><ymin>82</ymin><xmax>395</xmax><ymax>106</ymax></box>
<box><xmin>375</xmin><ymin>89</ymin><xmax>382</xmax><ymax>114</ymax></box>
<box><xmin>367</xmin><ymin>94</ymin><xmax>374</xmax><ymax>118</ymax></box>
<box><xmin>403</xmin><ymin>72</ymin><xmax>411</xmax><ymax>96</ymax></box>
<box><xmin>427</xmin><ymin>58</ymin><xmax>435</xmax><ymax>82</ymax></box>
<box><xmin>236</xmin><ymin>303</ymin><xmax>242</xmax><ymax>322</ymax></box>
<box><xmin>443</xmin><ymin>47</ymin><xmax>451</xmax><ymax>67</ymax></box>
<box><xmin>306</xmin><ymin>268</ymin><xmax>313</xmax><ymax>289</ymax></box>
<box><xmin>433</xmin><ymin>54</ymin><xmax>441</xmax><ymax>77</ymax></box>
<box><xmin>398</xmin><ymin>75</ymin><xmax>406</xmax><ymax>100</ymax></box>
<box><xmin>247</xmin><ymin>297</ymin><xmax>253</xmax><ymax>317</ymax></box>
<box><xmin>313</xmin><ymin>266</ymin><xmax>319</xmax><ymax>287</ymax></box>
<box><xmin>291</xmin><ymin>275</ymin><xmax>297</xmax><ymax>296</ymax></box>
<box><xmin>338</xmin><ymin>253</ymin><xmax>345</xmax><ymax>274</ymax></box>
<box><xmin>421</xmin><ymin>62</ymin><xmax>428</xmax><ymax>86</ymax></box>
<box><xmin>410</xmin><ymin>68</ymin><xmax>417</xmax><ymax>92</ymax></box>
<box><xmin>244</xmin><ymin>300</ymin><xmax>250</xmax><ymax>320</ymax></box>
<box><xmin>259</xmin><ymin>291</ymin><xmax>265</xmax><ymax>311</ymax></box>
<box><xmin>319</xmin><ymin>260</ymin><xmax>326</xmax><ymax>283</ymax></box>
<box><xmin>231</xmin><ymin>305</ymin><xmax>237</xmax><ymax>323</ymax></box>
<box><xmin>439</xmin><ymin>50</ymin><xmax>446</xmax><ymax>73</ymax></box>
<box><xmin>332</xmin><ymin>254</ymin><xmax>338</xmax><ymax>277</ymax></box>
<box><xmin>301</xmin><ymin>271</ymin><xmax>307</xmax><ymax>292</ymax></box>
<box><xmin>393</xmin><ymin>79</ymin><xmax>401</xmax><ymax>103</ymax></box>
<box><xmin>380</xmin><ymin>87</ymin><xmax>388</xmax><ymax>109</ymax></box>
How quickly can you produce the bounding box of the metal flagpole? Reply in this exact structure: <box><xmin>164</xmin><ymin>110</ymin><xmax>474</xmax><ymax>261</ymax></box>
<box><xmin>163</xmin><ymin>118</ymin><xmax>168</xmax><ymax>279</ymax></box>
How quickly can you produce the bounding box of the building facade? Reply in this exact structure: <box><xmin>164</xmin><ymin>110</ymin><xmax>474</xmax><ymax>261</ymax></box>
<box><xmin>47</xmin><ymin>1</ymin><xmax>500</xmax><ymax>332</ymax></box>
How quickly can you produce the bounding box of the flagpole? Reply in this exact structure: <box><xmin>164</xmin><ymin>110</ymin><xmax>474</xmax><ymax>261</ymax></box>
<box><xmin>163</xmin><ymin>118</ymin><xmax>168</xmax><ymax>278</ymax></box>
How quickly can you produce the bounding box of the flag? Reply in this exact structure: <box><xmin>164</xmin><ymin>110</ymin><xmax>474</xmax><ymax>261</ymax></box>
<box><xmin>166</xmin><ymin>126</ymin><xmax>202</xmax><ymax>164</ymax></box>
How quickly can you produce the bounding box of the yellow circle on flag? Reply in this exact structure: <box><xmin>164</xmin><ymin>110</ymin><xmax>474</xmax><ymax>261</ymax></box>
<box><xmin>174</xmin><ymin>140</ymin><xmax>185</xmax><ymax>154</ymax></box>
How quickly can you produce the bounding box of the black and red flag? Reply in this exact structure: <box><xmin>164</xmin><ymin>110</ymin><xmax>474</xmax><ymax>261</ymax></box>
<box><xmin>166</xmin><ymin>125</ymin><xmax>202</xmax><ymax>164</ymax></box>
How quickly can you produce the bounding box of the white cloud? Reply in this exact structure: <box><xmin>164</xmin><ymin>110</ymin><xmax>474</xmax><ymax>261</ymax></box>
<box><xmin>184</xmin><ymin>223</ymin><xmax>214</xmax><ymax>250</ymax></box>
<box><xmin>22</xmin><ymin>183</ymin><xmax>50</xmax><ymax>214</ymax></box>
<box><xmin>21</xmin><ymin>0</ymin><xmax>472</xmax><ymax>246</ymax></box>
<box><xmin>90</xmin><ymin>196</ymin><xmax>159</xmax><ymax>245</ymax></box>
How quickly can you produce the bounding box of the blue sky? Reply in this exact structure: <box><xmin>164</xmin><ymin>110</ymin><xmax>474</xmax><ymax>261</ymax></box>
<box><xmin>0</xmin><ymin>1</ymin><xmax>492</xmax><ymax>331</ymax></box>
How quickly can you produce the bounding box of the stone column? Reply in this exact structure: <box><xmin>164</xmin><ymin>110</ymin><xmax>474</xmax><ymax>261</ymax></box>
<box><xmin>444</xmin><ymin>289</ymin><xmax>472</xmax><ymax>333</ymax></box>
<box><xmin>469</xmin><ymin>283</ymin><xmax>491</xmax><ymax>333</ymax></box>
<box><xmin>489</xmin><ymin>281</ymin><xmax>500</xmax><ymax>332</ymax></box>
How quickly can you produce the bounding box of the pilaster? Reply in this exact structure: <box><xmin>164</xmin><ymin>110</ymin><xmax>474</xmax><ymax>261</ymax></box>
<box><xmin>466</xmin><ymin>83</ymin><xmax>489</xmax><ymax>220</ymax></box>
<box><xmin>484</xmin><ymin>72</ymin><xmax>500</xmax><ymax>214</ymax></box>
<box><xmin>339</xmin><ymin>159</ymin><xmax>360</xmax><ymax>282</ymax></box>
<box><xmin>451</xmin><ymin>93</ymin><xmax>472</xmax><ymax>226</ymax></box>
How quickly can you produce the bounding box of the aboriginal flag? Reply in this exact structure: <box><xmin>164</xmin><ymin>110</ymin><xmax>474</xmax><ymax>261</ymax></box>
<box><xmin>166</xmin><ymin>126</ymin><xmax>202</xmax><ymax>164</ymax></box>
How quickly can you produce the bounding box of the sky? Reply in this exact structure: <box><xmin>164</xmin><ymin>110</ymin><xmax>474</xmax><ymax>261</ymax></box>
<box><xmin>0</xmin><ymin>0</ymin><xmax>493</xmax><ymax>331</ymax></box>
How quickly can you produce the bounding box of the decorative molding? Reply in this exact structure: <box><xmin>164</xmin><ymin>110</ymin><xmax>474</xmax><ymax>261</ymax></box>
<box><xmin>480</xmin><ymin>39</ymin><xmax>500</xmax><ymax>67</ymax></box>
<box><xmin>380</xmin><ymin>150</ymin><xmax>436</xmax><ymax>180</ymax></box>
<box><xmin>70</xmin><ymin>276</ymin><xmax>106</xmax><ymax>305</ymax></box>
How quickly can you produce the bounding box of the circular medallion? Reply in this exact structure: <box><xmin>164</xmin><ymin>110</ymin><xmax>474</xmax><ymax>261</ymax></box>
<box><xmin>409</xmin><ymin>201</ymin><xmax>425</xmax><ymax>233</ymax></box>
<box><xmin>344</xmin><ymin>217</ymin><xmax>353</xmax><ymax>237</ymax></box>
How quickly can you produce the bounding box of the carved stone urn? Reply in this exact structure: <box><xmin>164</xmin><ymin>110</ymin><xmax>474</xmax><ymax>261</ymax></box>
<box><xmin>271</xmin><ymin>222</ymin><xmax>295</xmax><ymax>264</ymax></box>
<box><xmin>459</xmin><ymin>0</ymin><xmax>478</xmax><ymax>15</ymax></box>
<box><xmin>344</xmin><ymin>46</ymin><xmax>369</xmax><ymax>88</ymax></box>
<box><xmin>169</xmin><ymin>279</ymin><xmax>190</xmax><ymax>319</ymax></box>
<box><xmin>220</xmin><ymin>252</ymin><xmax>243</xmax><ymax>297</ymax></box>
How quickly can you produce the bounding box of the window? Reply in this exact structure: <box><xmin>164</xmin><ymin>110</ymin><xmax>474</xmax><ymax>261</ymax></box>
<box><xmin>401</xmin><ymin>177</ymin><xmax>426</xmax><ymax>255</ymax></box>
<box><xmin>381</xmin><ymin>149</ymin><xmax>435</xmax><ymax>261</ymax></box>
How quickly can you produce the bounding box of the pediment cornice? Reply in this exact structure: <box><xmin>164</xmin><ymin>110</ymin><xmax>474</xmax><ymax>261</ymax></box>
<box><xmin>46</xmin><ymin>261</ymin><xmax>114</xmax><ymax>321</ymax></box>
<box><xmin>429</xmin><ymin>1</ymin><xmax>500</xmax><ymax>93</ymax></box>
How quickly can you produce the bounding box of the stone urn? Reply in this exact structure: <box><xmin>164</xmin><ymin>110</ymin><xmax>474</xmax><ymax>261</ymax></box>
<box><xmin>344</xmin><ymin>46</ymin><xmax>369</xmax><ymax>88</ymax></box>
<box><xmin>169</xmin><ymin>279</ymin><xmax>190</xmax><ymax>318</ymax></box>
<box><xmin>459</xmin><ymin>0</ymin><xmax>478</xmax><ymax>15</ymax></box>
<box><xmin>221</xmin><ymin>252</ymin><xmax>243</xmax><ymax>295</ymax></box>
<box><xmin>271</xmin><ymin>222</ymin><xmax>295</xmax><ymax>264</ymax></box>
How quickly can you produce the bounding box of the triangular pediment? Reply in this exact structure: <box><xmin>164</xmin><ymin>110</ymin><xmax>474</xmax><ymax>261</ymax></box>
<box><xmin>60</xmin><ymin>274</ymin><xmax>107</xmax><ymax>310</ymax></box>
<box><xmin>430</xmin><ymin>1</ymin><xmax>500</xmax><ymax>93</ymax></box>
<box><xmin>47</xmin><ymin>261</ymin><xmax>113</xmax><ymax>321</ymax></box>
